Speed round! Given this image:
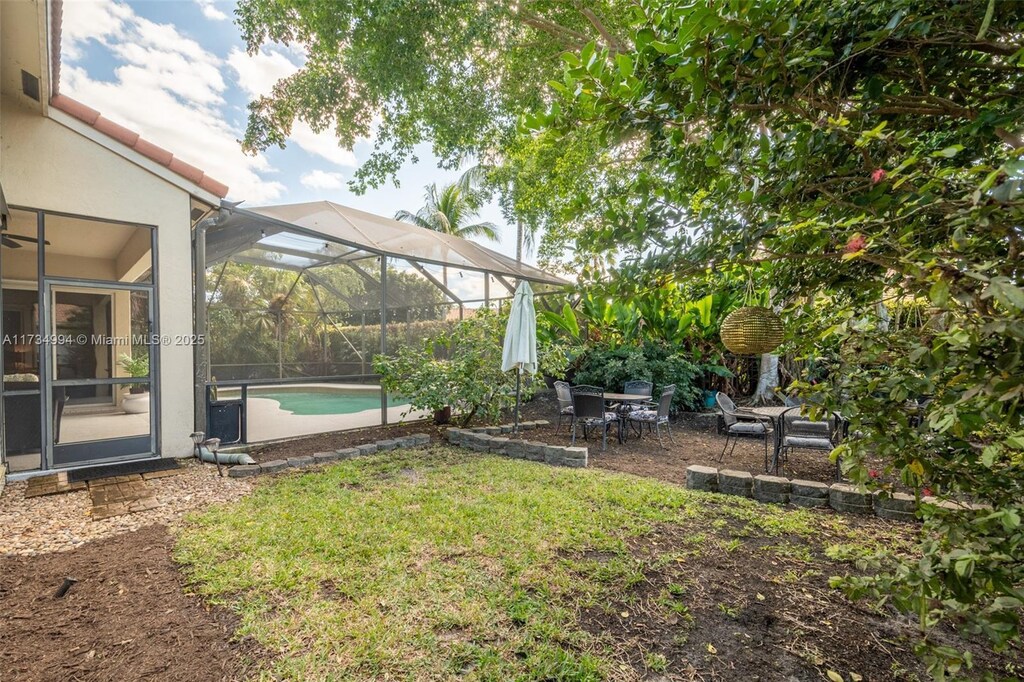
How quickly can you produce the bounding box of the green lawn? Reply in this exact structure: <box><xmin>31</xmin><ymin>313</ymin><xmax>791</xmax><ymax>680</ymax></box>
<box><xmin>174</xmin><ymin>447</ymin><xmax>906</xmax><ymax>681</ymax></box>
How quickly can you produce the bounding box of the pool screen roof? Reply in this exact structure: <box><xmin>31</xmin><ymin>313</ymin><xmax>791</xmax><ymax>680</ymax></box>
<box><xmin>206</xmin><ymin>200</ymin><xmax>567</xmax><ymax>287</ymax></box>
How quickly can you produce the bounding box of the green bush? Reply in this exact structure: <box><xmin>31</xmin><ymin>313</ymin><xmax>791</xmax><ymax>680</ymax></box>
<box><xmin>373</xmin><ymin>309</ymin><xmax>529</xmax><ymax>426</ymax></box>
<box><xmin>573</xmin><ymin>342</ymin><xmax>702</xmax><ymax>411</ymax></box>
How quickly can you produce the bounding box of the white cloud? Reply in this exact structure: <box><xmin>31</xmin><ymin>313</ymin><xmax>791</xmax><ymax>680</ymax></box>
<box><xmin>194</xmin><ymin>0</ymin><xmax>229</xmax><ymax>21</ymax></box>
<box><xmin>59</xmin><ymin>0</ymin><xmax>285</xmax><ymax>202</ymax></box>
<box><xmin>289</xmin><ymin>121</ymin><xmax>359</xmax><ymax>167</ymax></box>
<box><xmin>227</xmin><ymin>46</ymin><xmax>360</xmax><ymax>167</ymax></box>
<box><xmin>300</xmin><ymin>170</ymin><xmax>346</xmax><ymax>190</ymax></box>
<box><xmin>59</xmin><ymin>0</ymin><xmax>133</xmax><ymax>59</ymax></box>
<box><xmin>227</xmin><ymin>46</ymin><xmax>298</xmax><ymax>97</ymax></box>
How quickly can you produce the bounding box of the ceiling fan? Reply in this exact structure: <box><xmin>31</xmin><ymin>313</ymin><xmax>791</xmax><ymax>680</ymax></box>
<box><xmin>1</xmin><ymin>231</ymin><xmax>49</xmax><ymax>249</ymax></box>
<box><xmin>0</xmin><ymin>188</ymin><xmax>48</xmax><ymax>249</ymax></box>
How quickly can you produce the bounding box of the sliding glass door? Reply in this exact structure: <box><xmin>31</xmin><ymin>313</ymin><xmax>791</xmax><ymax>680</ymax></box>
<box><xmin>45</xmin><ymin>283</ymin><xmax>156</xmax><ymax>466</ymax></box>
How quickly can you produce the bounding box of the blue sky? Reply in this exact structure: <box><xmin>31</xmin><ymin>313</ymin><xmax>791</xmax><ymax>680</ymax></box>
<box><xmin>59</xmin><ymin>0</ymin><xmax>525</xmax><ymax>262</ymax></box>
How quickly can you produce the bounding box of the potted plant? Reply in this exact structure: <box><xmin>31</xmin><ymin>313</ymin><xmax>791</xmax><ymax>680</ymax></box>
<box><xmin>118</xmin><ymin>353</ymin><xmax>150</xmax><ymax>414</ymax></box>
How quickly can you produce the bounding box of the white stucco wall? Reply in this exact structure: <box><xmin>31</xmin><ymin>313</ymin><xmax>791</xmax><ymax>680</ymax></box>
<box><xmin>0</xmin><ymin>97</ymin><xmax>197</xmax><ymax>459</ymax></box>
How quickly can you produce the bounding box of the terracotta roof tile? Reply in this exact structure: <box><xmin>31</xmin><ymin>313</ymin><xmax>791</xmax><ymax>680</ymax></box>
<box><xmin>167</xmin><ymin>157</ymin><xmax>205</xmax><ymax>185</ymax></box>
<box><xmin>48</xmin><ymin>94</ymin><xmax>229</xmax><ymax>198</ymax></box>
<box><xmin>50</xmin><ymin>94</ymin><xmax>99</xmax><ymax>125</ymax></box>
<box><xmin>132</xmin><ymin>137</ymin><xmax>174</xmax><ymax>166</ymax></box>
<box><xmin>199</xmin><ymin>175</ymin><xmax>230</xmax><ymax>198</ymax></box>
<box><xmin>92</xmin><ymin>116</ymin><xmax>140</xmax><ymax>148</ymax></box>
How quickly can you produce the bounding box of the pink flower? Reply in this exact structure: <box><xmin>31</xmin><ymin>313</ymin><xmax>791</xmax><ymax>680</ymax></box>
<box><xmin>871</xmin><ymin>168</ymin><xmax>887</xmax><ymax>183</ymax></box>
<box><xmin>922</xmin><ymin>487</ymin><xmax>933</xmax><ymax>498</ymax></box>
<box><xmin>869</xmin><ymin>469</ymin><xmax>879</xmax><ymax>479</ymax></box>
<box><xmin>844</xmin><ymin>233</ymin><xmax>868</xmax><ymax>253</ymax></box>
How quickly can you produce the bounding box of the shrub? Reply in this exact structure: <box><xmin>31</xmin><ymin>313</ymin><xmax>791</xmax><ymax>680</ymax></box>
<box><xmin>374</xmin><ymin>309</ymin><xmax>529</xmax><ymax>426</ymax></box>
<box><xmin>573</xmin><ymin>342</ymin><xmax>702</xmax><ymax>411</ymax></box>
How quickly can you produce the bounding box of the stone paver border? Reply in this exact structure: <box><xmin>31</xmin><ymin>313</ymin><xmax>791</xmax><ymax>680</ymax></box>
<box><xmin>685</xmin><ymin>464</ymin><xmax>921</xmax><ymax>522</ymax></box>
<box><xmin>226</xmin><ymin>433</ymin><xmax>432</xmax><ymax>478</ymax></box>
<box><xmin>444</xmin><ymin>420</ymin><xmax>588</xmax><ymax>468</ymax></box>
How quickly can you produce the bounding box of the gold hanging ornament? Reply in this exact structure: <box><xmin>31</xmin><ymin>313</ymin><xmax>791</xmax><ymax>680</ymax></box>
<box><xmin>720</xmin><ymin>306</ymin><xmax>784</xmax><ymax>355</ymax></box>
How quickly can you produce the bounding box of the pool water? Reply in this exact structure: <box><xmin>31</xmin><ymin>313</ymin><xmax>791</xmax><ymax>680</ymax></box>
<box><xmin>254</xmin><ymin>390</ymin><xmax>407</xmax><ymax>416</ymax></box>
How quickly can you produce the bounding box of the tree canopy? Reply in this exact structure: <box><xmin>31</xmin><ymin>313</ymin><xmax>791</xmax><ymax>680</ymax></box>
<box><xmin>531</xmin><ymin>0</ymin><xmax>1024</xmax><ymax>673</ymax></box>
<box><xmin>235</xmin><ymin>0</ymin><xmax>629</xmax><ymax>195</ymax></box>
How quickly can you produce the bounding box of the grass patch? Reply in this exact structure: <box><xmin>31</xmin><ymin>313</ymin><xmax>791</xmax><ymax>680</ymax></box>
<box><xmin>174</xmin><ymin>447</ymin><xmax>899</xmax><ymax>680</ymax></box>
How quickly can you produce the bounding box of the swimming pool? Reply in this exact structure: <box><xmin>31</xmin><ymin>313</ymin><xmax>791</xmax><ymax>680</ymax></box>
<box><xmin>252</xmin><ymin>389</ymin><xmax>408</xmax><ymax>416</ymax></box>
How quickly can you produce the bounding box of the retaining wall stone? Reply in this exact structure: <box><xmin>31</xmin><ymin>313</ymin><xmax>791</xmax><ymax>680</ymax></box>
<box><xmin>753</xmin><ymin>475</ymin><xmax>790</xmax><ymax>504</ymax></box>
<box><xmin>314</xmin><ymin>451</ymin><xmax>341</xmax><ymax>463</ymax></box>
<box><xmin>686</xmin><ymin>465</ymin><xmax>719</xmax><ymax>493</ymax></box>
<box><xmin>287</xmin><ymin>455</ymin><xmax>314</xmax><ymax>469</ymax></box>
<box><xmin>790</xmin><ymin>479</ymin><xmax>830</xmax><ymax>508</ymax></box>
<box><xmin>718</xmin><ymin>469</ymin><xmax>753</xmax><ymax>497</ymax></box>
<box><xmin>335</xmin><ymin>448</ymin><xmax>359</xmax><ymax>459</ymax></box>
<box><xmin>518</xmin><ymin>441</ymin><xmax>541</xmax><ymax>462</ymax></box>
<box><xmin>260</xmin><ymin>459</ymin><xmax>288</xmax><ymax>473</ymax></box>
<box><xmin>874</xmin><ymin>491</ymin><xmax>918</xmax><ymax>521</ymax></box>
<box><xmin>562</xmin><ymin>446</ymin><xmax>588</xmax><ymax>468</ymax></box>
<box><xmin>228</xmin><ymin>464</ymin><xmax>260</xmax><ymax>478</ymax></box>
<box><xmin>356</xmin><ymin>443</ymin><xmax>378</xmax><ymax>456</ymax></box>
<box><xmin>829</xmin><ymin>483</ymin><xmax>873</xmax><ymax>514</ymax></box>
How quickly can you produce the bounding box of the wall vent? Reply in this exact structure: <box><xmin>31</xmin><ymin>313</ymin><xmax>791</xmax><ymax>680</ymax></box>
<box><xmin>21</xmin><ymin>70</ymin><xmax>40</xmax><ymax>101</ymax></box>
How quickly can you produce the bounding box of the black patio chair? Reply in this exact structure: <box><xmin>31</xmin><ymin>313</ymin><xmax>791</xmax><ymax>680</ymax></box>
<box><xmin>716</xmin><ymin>392</ymin><xmax>774</xmax><ymax>471</ymax></box>
<box><xmin>553</xmin><ymin>380</ymin><xmax>574</xmax><ymax>434</ymax></box>
<box><xmin>571</xmin><ymin>384</ymin><xmax>619</xmax><ymax>451</ymax></box>
<box><xmin>626</xmin><ymin>384</ymin><xmax>675</xmax><ymax>448</ymax></box>
<box><xmin>618</xmin><ymin>380</ymin><xmax>654</xmax><ymax>414</ymax></box>
<box><xmin>775</xmin><ymin>406</ymin><xmax>844</xmax><ymax>479</ymax></box>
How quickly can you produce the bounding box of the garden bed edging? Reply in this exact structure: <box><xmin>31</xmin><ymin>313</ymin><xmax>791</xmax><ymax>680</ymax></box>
<box><xmin>685</xmin><ymin>465</ymin><xmax>920</xmax><ymax>522</ymax></box>
<box><xmin>226</xmin><ymin>433</ymin><xmax>432</xmax><ymax>478</ymax></box>
<box><xmin>445</xmin><ymin>421</ymin><xmax>588</xmax><ymax>468</ymax></box>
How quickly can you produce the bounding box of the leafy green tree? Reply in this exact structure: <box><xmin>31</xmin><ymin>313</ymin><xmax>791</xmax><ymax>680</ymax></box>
<box><xmin>395</xmin><ymin>166</ymin><xmax>499</xmax><ymax>242</ymax></box>
<box><xmin>235</xmin><ymin>0</ymin><xmax>628</xmax><ymax>190</ymax></box>
<box><xmin>533</xmin><ymin>0</ymin><xmax>1024</xmax><ymax>675</ymax></box>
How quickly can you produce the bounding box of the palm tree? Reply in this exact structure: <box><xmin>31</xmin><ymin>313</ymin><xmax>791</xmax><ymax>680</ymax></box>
<box><xmin>395</xmin><ymin>166</ymin><xmax>500</xmax><ymax>242</ymax></box>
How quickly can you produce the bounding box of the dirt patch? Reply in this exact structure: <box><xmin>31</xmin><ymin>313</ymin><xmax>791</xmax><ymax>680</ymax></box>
<box><xmin>0</xmin><ymin>525</ymin><xmax>262</xmax><ymax>682</ymax></box>
<box><xmin>571</xmin><ymin>521</ymin><xmax>1018</xmax><ymax>681</ymax></box>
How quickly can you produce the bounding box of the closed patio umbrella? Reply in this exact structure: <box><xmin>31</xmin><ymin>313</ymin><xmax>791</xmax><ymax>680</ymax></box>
<box><xmin>501</xmin><ymin>280</ymin><xmax>537</xmax><ymax>433</ymax></box>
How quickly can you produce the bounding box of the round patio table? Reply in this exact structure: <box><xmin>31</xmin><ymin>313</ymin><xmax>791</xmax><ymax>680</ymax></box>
<box><xmin>604</xmin><ymin>393</ymin><xmax>652</xmax><ymax>443</ymax></box>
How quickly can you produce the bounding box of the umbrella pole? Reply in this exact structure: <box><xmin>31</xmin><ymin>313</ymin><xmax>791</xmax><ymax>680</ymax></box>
<box><xmin>514</xmin><ymin>370</ymin><xmax>521</xmax><ymax>434</ymax></box>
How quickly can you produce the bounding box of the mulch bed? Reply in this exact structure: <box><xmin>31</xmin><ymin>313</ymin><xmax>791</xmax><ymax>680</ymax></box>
<box><xmin>0</xmin><ymin>525</ymin><xmax>262</xmax><ymax>682</ymax></box>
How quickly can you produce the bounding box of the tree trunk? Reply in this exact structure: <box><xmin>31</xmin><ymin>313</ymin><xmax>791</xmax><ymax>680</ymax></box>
<box><xmin>516</xmin><ymin>219</ymin><xmax>524</xmax><ymax>263</ymax></box>
<box><xmin>752</xmin><ymin>353</ymin><xmax>779</xmax><ymax>404</ymax></box>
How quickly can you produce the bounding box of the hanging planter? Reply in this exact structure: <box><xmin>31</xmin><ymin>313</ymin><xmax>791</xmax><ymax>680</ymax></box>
<box><xmin>720</xmin><ymin>306</ymin><xmax>784</xmax><ymax>355</ymax></box>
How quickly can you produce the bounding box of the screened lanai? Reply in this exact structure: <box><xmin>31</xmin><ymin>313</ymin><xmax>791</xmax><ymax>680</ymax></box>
<box><xmin>195</xmin><ymin>200</ymin><xmax>567</xmax><ymax>444</ymax></box>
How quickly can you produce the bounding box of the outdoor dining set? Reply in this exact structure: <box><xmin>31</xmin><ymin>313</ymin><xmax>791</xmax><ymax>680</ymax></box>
<box><xmin>551</xmin><ymin>380</ymin><xmax>846</xmax><ymax>480</ymax></box>
<box><xmin>716</xmin><ymin>392</ymin><xmax>845</xmax><ymax>479</ymax></box>
<box><xmin>553</xmin><ymin>380</ymin><xmax>675</xmax><ymax>450</ymax></box>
